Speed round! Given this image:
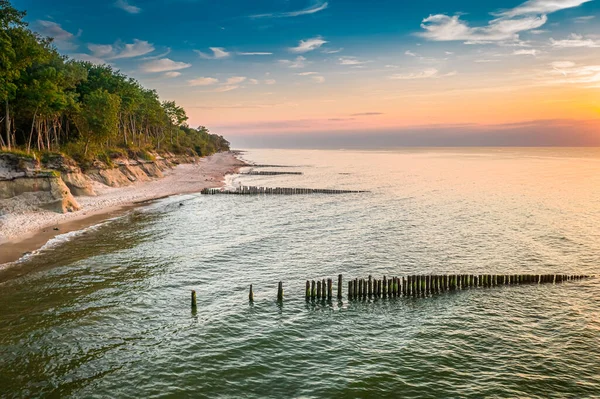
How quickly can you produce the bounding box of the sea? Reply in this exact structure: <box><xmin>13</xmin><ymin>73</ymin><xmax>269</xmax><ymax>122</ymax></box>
<box><xmin>1</xmin><ymin>147</ymin><xmax>599</xmax><ymax>398</ymax></box>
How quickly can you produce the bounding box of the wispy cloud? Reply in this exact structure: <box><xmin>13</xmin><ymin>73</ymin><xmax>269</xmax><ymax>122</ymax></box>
<box><xmin>550</xmin><ymin>33</ymin><xmax>600</xmax><ymax>47</ymax></box>
<box><xmin>89</xmin><ymin>39</ymin><xmax>155</xmax><ymax>60</ymax></box>
<box><xmin>264</xmin><ymin>79</ymin><xmax>277</xmax><ymax>85</ymax></box>
<box><xmin>188</xmin><ymin>77</ymin><xmax>219</xmax><ymax>86</ymax></box>
<box><xmin>311</xmin><ymin>76</ymin><xmax>325</xmax><ymax>83</ymax></box>
<box><xmin>351</xmin><ymin>112</ymin><xmax>384</xmax><ymax>116</ymax></box>
<box><xmin>338</xmin><ymin>56</ymin><xmax>368</xmax><ymax>66</ymax></box>
<box><xmin>493</xmin><ymin>0</ymin><xmax>592</xmax><ymax>18</ymax></box>
<box><xmin>574</xmin><ymin>15</ymin><xmax>595</xmax><ymax>23</ymax></box>
<box><xmin>514</xmin><ymin>49</ymin><xmax>540</xmax><ymax>55</ymax></box>
<box><xmin>237</xmin><ymin>52</ymin><xmax>273</xmax><ymax>56</ymax></box>
<box><xmin>114</xmin><ymin>0</ymin><xmax>141</xmax><ymax>14</ymax></box>
<box><xmin>419</xmin><ymin>14</ymin><xmax>547</xmax><ymax>42</ymax></box>
<box><xmin>35</xmin><ymin>20</ymin><xmax>79</xmax><ymax>51</ymax></box>
<box><xmin>72</xmin><ymin>53</ymin><xmax>107</xmax><ymax>65</ymax></box>
<box><xmin>289</xmin><ymin>36</ymin><xmax>327</xmax><ymax>53</ymax></box>
<box><xmin>165</xmin><ymin>71</ymin><xmax>181</xmax><ymax>78</ymax></box>
<box><xmin>279</xmin><ymin>56</ymin><xmax>307</xmax><ymax>68</ymax></box>
<box><xmin>213</xmin><ymin>85</ymin><xmax>240</xmax><ymax>93</ymax></box>
<box><xmin>143</xmin><ymin>48</ymin><xmax>171</xmax><ymax>60</ymax></box>
<box><xmin>547</xmin><ymin>61</ymin><xmax>600</xmax><ymax>86</ymax></box>
<box><xmin>226</xmin><ymin>76</ymin><xmax>247</xmax><ymax>84</ymax></box>
<box><xmin>296</xmin><ymin>72</ymin><xmax>318</xmax><ymax>75</ymax></box>
<box><xmin>251</xmin><ymin>1</ymin><xmax>328</xmax><ymax>18</ymax></box>
<box><xmin>390</xmin><ymin>68</ymin><xmax>457</xmax><ymax>80</ymax></box>
<box><xmin>405</xmin><ymin>50</ymin><xmax>418</xmax><ymax>57</ymax></box>
<box><xmin>140</xmin><ymin>58</ymin><xmax>192</xmax><ymax>73</ymax></box>
<box><xmin>419</xmin><ymin>0</ymin><xmax>591</xmax><ymax>43</ymax></box>
<box><xmin>322</xmin><ymin>48</ymin><xmax>343</xmax><ymax>54</ymax></box>
<box><xmin>195</xmin><ymin>47</ymin><xmax>231</xmax><ymax>59</ymax></box>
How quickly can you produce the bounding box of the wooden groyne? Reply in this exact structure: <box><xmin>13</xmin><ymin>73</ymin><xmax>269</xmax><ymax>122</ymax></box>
<box><xmin>192</xmin><ymin>274</ymin><xmax>595</xmax><ymax>309</ymax></box>
<box><xmin>201</xmin><ymin>186</ymin><xmax>368</xmax><ymax>195</ymax></box>
<box><xmin>302</xmin><ymin>273</ymin><xmax>594</xmax><ymax>301</ymax></box>
<box><xmin>249</xmin><ymin>164</ymin><xmax>296</xmax><ymax>168</ymax></box>
<box><xmin>241</xmin><ymin>171</ymin><xmax>303</xmax><ymax>176</ymax></box>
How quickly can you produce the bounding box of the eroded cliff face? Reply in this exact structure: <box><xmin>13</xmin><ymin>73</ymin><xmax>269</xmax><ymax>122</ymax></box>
<box><xmin>0</xmin><ymin>152</ymin><xmax>196</xmax><ymax>214</ymax></box>
<box><xmin>0</xmin><ymin>154</ymin><xmax>81</xmax><ymax>214</ymax></box>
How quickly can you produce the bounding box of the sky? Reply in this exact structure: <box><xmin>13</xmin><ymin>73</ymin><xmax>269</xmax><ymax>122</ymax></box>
<box><xmin>12</xmin><ymin>0</ymin><xmax>600</xmax><ymax>147</ymax></box>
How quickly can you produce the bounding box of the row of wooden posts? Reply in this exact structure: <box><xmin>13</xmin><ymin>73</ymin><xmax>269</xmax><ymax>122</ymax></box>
<box><xmin>241</xmin><ymin>171</ymin><xmax>303</xmax><ymax>176</ymax></box>
<box><xmin>191</xmin><ymin>274</ymin><xmax>594</xmax><ymax>307</ymax></box>
<box><xmin>201</xmin><ymin>186</ymin><xmax>368</xmax><ymax>195</ymax></box>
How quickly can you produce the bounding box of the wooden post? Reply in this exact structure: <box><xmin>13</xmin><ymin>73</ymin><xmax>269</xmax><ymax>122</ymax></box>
<box><xmin>388</xmin><ymin>278</ymin><xmax>393</xmax><ymax>298</ymax></box>
<box><xmin>322</xmin><ymin>279</ymin><xmax>327</xmax><ymax>299</ymax></box>
<box><xmin>358</xmin><ymin>279</ymin><xmax>363</xmax><ymax>299</ymax></box>
<box><xmin>277</xmin><ymin>281</ymin><xmax>284</xmax><ymax>301</ymax></box>
<box><xmin>383</xmin><ymin>276</ymin><xmax>387</xmax><ymax>298</ymax></box>
<box><xmin>311</xmin><ymin>280</ymin><xmax>316</xmax><ymax>300</ymax></box>
<box><xmin>348</xmin><ymin>280</ymin><xmax>353</xmax><ymax>300</ymax></box>
<box><xmin>354</xmin><ymin>278</ymin><xmax>358</xmax><ymax>298</ymax></box>
<box><xmin>377</xmin><ymin>279</ymin><xmax>382</xmax><ymax>297</ymax></box>
<box><xmin>306</xmin><ymin>281</ymin><xmax>310</xmax><ymax>301</ymax></box>
<box><xmin>249</xmin><ymin>285</ymin><xmax>254</xmax><ymax>302</ymax></box>
<box><xmin>191</xmin><ymin>290</ymin><xmax>197</xmax><ymax>309</ymax></box>
<box><xmin>368</xmin><ymin>275</ymin><xmax>373</xmax><ymax>298</ymax></box>
<box><xmin>338</xmin><ymin>274</ymin><xmax>343</xmax><ymax>300</ymax></box>
<box><xmin>327</xmin><ymin>278</ymin><xmax>333</xmax><ymax>301</ymax></box>
<box><xmin>317</xmin><ymin>280</ymin><xmax>322</xmax><ymax>300</ymax></box>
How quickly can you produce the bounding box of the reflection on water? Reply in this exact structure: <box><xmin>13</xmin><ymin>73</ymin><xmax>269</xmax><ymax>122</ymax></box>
<box><xmin>1</xmin><ymin>148</ymin><xmax>599</xmax><ymax>398</ymax></box>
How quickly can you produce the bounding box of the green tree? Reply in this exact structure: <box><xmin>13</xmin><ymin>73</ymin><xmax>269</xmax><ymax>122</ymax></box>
<box><xmin>75</xmin><ymin>89</ymin><xmax>120</xmax><ymax>156</ymax></box>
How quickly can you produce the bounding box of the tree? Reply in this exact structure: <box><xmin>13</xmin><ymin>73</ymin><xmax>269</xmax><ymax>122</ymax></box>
<box><xmin>75</xmin><ymin>89</ymin><xmax>120</xmax><ymax>156</ymax></box>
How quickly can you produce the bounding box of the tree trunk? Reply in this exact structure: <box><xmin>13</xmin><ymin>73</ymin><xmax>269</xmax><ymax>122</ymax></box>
<box><xmin>5</xmin><ymin>100</ymin><xmax>11</xmax><ymax>150</ymax></box>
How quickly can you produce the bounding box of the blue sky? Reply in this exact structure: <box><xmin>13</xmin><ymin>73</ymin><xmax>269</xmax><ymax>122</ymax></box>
<box><xmin>12</xmin><ymin>0</ymin><xmax>600</xmax><ymax>146</ymax></box>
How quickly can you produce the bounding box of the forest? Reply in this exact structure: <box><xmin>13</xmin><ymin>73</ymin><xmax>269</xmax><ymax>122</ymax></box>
<box><xmin>0</xmin><ymin>0</ymin><xmax>230</xmax><ymax>165</ymax></box>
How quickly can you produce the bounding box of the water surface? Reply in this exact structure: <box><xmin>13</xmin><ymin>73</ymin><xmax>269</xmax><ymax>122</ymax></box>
<box><xmin>1</xmin><ymin>148</ymin><xmax>599</xmax><ymax>398</ymax></box>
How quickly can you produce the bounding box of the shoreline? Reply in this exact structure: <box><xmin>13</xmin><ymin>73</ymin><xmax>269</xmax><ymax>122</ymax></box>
<box><xmin>0</xmin><ymin>151</ymin><xmax>248</xmax><ymax>266</ymax></box>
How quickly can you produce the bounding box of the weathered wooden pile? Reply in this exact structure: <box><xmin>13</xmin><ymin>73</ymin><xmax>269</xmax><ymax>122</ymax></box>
<box><xmin>241</xmin><ymin>171</ymin><xmax>303</xmax><ymax>176</ymax></box>
<box><xmin>201</xmin><ymin>186</ymin><xmax>367</xmax><ymax>195</ymax></box>
<box><xmin>250</xmin><ymin>164</ymin><xmax>295</xmax><ymax>168</ymax></box>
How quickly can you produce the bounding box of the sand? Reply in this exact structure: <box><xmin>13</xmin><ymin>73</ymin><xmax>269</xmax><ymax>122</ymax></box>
<box><xmin>0</xmin><ymin>152</ymin><xmax>246</xmax><ymax>264</ymax></box>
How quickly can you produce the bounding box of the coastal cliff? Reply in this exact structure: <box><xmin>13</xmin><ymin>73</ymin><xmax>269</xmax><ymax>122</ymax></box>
<box><xmin>0</xmin><ymin>151</ymin><xmax>200</xmax><ymax>216</ymax></box>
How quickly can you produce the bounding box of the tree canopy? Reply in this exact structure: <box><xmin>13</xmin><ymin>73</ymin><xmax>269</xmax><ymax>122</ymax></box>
<box><xmin>0</xmin><ymin>0</ymin><xmax>229</xmax><ymax>162</ymax></box>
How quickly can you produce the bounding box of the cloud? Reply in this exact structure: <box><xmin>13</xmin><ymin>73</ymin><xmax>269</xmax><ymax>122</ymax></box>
<box><xmin>264</xmin><ymin>79</ymin><xmax>276</xmax><ymax>85</ymax></box>
<box><xmin>548</xmin><ymin>61</ymin><xmax>600</xmax><ymax>85</ymax></box>
<box><xmin>405</xmin><ymin>50</ymin><xmax>418</xmax><ymax>57</ymax></box>
<box><xmin>494</xmin><ymin>0</ymin><xmax>591</xmax><ymax>18</ymax></box>
<box><xmin>289</xmin><ymin>36</ymin><xmax>327</xmax><ymax>53</ymax></box>
<box><xmin>574</xmin><ymin>15</ymin><xmax>595</xmax><ymax>23</ymax></box>
<box><xmin>419</xmin><ymin>14</ymin><xmax>547</xmax><ymax>42</ymax></box>
<box><xmin>35</xmin><ymin>20</ymin><xmax>79</xmax><ymax>51</ymax></box>
<box><xmin>311</xmin><ymin>75</ymin><xmax>325</xmax><ymax>83</ymax></box>
<box><xmin>279</xmin><ymin>56</ymin><xmax>307</xmax><ymax>68</ymax></box>
<box><xmin>188</xmin><ymin>77</ymin><xmax>219</xmax><ymax>86</ymax></box>
<box><xmin>213</xmin><ymin>85</ymin><xmax>240</xmax><ymax>93</ymax></box>
<box><xmin>226</xmin><ymin>76</ymin><xmax>247</xmax><ymax>84</ymax></box>
<box><xmin>248</xmin><ymin>79</ymin><xmax>259</xmax><ymax>84</ymax></box>
<box><xmin>165</xmin><ymin>72</ymin><xmax>181</xmax><ymax>78</ymax></box>
<box><xmin>390</xmin><ymin>69</ymin><xmax>457</xmax><ymax>80</ymax></box>
<box><xmin>338</xmin><ymin>56</ymin><xmax>368</xmax><ymax>66</ymax></box>
<box><xmin>114</xmin><ymin>0</ymin><xmax>141</xmax><ymax>14</ymax></box>
<box><xmin>141</xmin><ymin>58</ymin><xmax>192</xmax><ymax>73</ymax></box>
<box><xmin>89</xmin><ymin>39</ymin><xmax>155</xmax><ymax>60</ymax></box>
<box><xmin>550</xmin><ymin>33</ymin><xmax>600</xmax><ymax>47</ymax></box>
<box><xmin>514</xmin><ymin>49</ymin><xmax>540</xmax><ymax>55</ymax></box>
<box><xmin>296</xmin><ymin>72</ymin><xmax>318</xmax><ymax>75</ymax></box>
<box><xmin>351</xmin><ymin>112</ymin><xmax>384</xmax><ymax>116</ymax></box>
<box><xmin>143</xmin><ymin>48</ymin><xmax>171</xmax><ymax>60</ymax></box>
<box><xmin>251</xmin><ymin>1</ymin><xmax>328</xmax><ymax>18</ymax></box>
<box><xmin>195</xmin><ymin>47</ymin><xmax>231</xmax><ymax>59</ymax></box>
<box><xmin>237</xmin><ymin>52</ymin><xmax>272</xmax><ymax>56</ymax></box>
<box><xmin>322</xmin><ymin>48</ymin><xmax>343</xmax><ymax>54</ymax></box>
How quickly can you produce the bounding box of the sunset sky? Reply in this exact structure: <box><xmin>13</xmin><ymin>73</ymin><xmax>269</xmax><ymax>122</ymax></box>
<box><xmin>13</xmin><ymin>0</ymin><xmax>600</xmax><ymax>146</ymax></box>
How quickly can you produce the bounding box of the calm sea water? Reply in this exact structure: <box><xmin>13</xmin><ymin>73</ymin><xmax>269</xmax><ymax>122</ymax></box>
<box><xmin>1</xmin><ymin>148</ymin><xmax>600</xmax><ymax>398</ymax></box>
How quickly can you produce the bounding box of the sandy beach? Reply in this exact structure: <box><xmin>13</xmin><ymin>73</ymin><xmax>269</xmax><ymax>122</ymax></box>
<box><xmin>0</xmin><ymin>151</ymin><xmax>246</xmax><ymax>264</ymax></box>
